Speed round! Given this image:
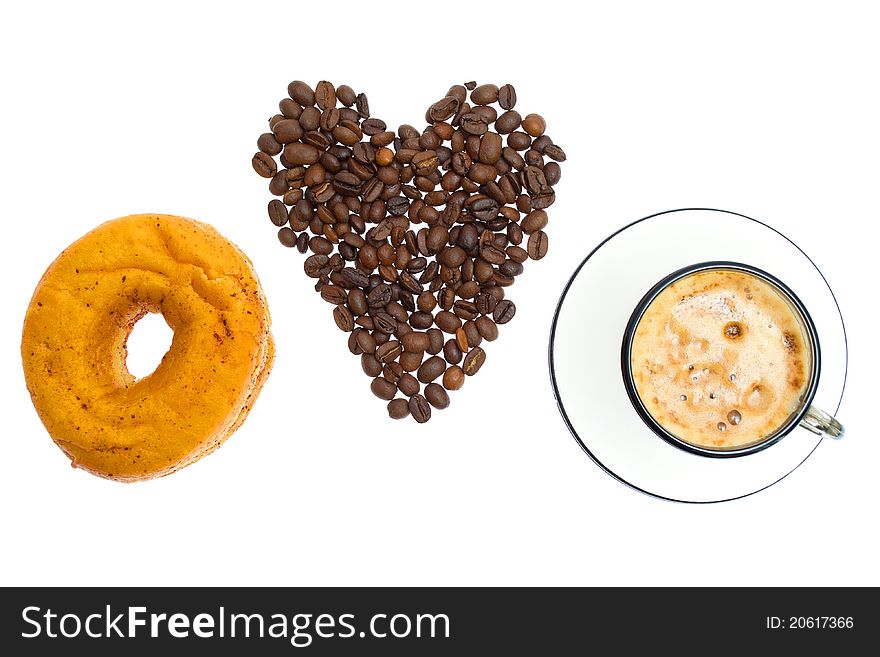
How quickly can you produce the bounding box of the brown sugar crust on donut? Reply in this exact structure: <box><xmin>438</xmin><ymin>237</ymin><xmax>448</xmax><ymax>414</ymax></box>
<box><xmin>21</xmin><ymin>214</ymin><xmax>274</xmax><ymax>481</ymax></box>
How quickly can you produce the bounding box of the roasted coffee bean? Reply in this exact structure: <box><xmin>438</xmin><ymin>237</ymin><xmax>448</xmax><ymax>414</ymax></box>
<box><xmin>356</xmin><ymin>330</ymin><xmax>377</xmax><ymax>353</ymax></box>
<box><xmin>498</xmin><ymin>84</ymin><xmax>517</xmax><ymax>110</ymax></box>
<box><xmin>417</xmin><ymin>355</ymin><xmax>446</xmax><ymax>383</ymax></box>
<box><xmin>434</xmin><ymin>310</ymin><xmax>462</xmax><ymax>333</ymax></box>
<box><xmin>387</xmin><ymin>398</ymin><xmax>410</xmax><ymax>419</ymax></box>
<box><xmin>443</xmin><ymin>339</ymin><xmax>463</xmax><ymax>364</ymax></box>
<box><xmin>452</xmin><ymin>300</ymin><xmax>479</xmax><ymax>321</ymax></box>
<box><xmin>527</xmin><ymin>230</ymin><xmax>548</xmax><ymax>260</ymax></box>
<box><xmin>399</xmin><ymin>349</ymin><xmax>424</xmax><ymax>372</ymax></box>
<box><xmin>320</xmin><ymin>285</ymin><xmax>347</xmax><ymax>305</ymax></box>
<box><xmin>277</xmin><ymin>227</ymin><xmax>297</xmax><ymax>247</ymax></box>
<box><xmin>296</xmin><ymin>232</ymin><xmax>309</xmax><ymax>253</ymax></box>
<box><xmin>268</xmin><ymin>199</ymin><xmax>289</xmax><ymax>227</ymax></box>
<box><xmin>470</xmin><ymin>83</ymin><xmax>499</xmax><ymax>105</ymax></box>
<box><xmin>522</xmin><ymin>210</ymin><xmax>548</xmax><ymax>234</ymax></box>
<box><xmin>460</xmin><ymin>112</ymin><xmax>489</xmax><ymax>135</ymax></box>
<box><xmin>374</xmin><ymin>312</ymin><xmax>398</xmax><ymax>334</ymax></box>
<box><xmin>544</xmin><ymin>144</ymin><xmax>567</xmax><ymax>162</ymax></box>
<box><xmin>396</xmin><ymin>372</ymin><xmax>420</xmax><ymax>396</ymax></box>
<box><xmin>501</xmin><ymin>259</ymin><xmax>525</xmax><ymax>277</ymax></box>
<box><xmin>410</xmin><ymin>311</ymin><xmax>434</xmax><ymax>330</ymax></box>
<box><xmin>362</xmin><ymin>353</ymin><xmax>382</xmax><ymax>377</ymax></box>
<box><xmin>493</xmin><ymin>299</ymin><xmax>516</xmax><ymax>324</ymax></box>
<box><xmin>252</xmin><ymin>152</ymin><xmax>276</xmax><ymax>178</ymax></box>
<box><xmin>348</xmin><ymin>288</ymin><xmax>368</xmax><ymax>315</ymax></box>
<box><xmin>382</xmin><ymin>361</ymin><xmax>403</xmax><ymax>383</ymax></box>
<box><xmin>304</xmin><ymin>254</ymin><xmax>330</xmax><ymax>278</ymax></box>
<box><xmin>443</xmin><ymin>365</ymin><xmax>465</xmax><ymax>390</ymax></box>
<box><xmin>426</xmin><ymin>328</ymin><xmax>444</xmax><ymax>355</ymax></box>
<box><xmin>544</xmin><ymin>161</ymin><xmax>562</xmax><ymax>186</ymax></box>
<box><xmin>371</xmin><ymin>377</ymin><xmax>397</xmax><ymax>401</ymax></box>
<box><xmin>474</xmin><ymin>293</ymin><xmax>497</xmax><ymax>316</ymax></box>
<box><xmin>387</xmin><ymin>196</ymin><xmax>410</xmax><ymax>216</ymax></box>
<box><xmin>463</xmin><ymin>321</ymin><xmax>482</xmax><ymax>349</ymax></box>
<box><xmin>355</xmin><ymin>92</ymin><xmax>370</xmax><ymax>118</ymax></box>
<box><xmin>336</xmin><ymin>84</ymin><xmax>356</xmax><ymax>106</ymax></box>
<box><xmin>408</xmin><ymin>394</ymin><xmax>431</xmax><ymax>423</ymax></box>
<box><xmin>258</xmin><ymin>132</ymin><xmax>282</xmax><ymax>156</ymax></box>
<box><xmin>424</xmin><ymin>383</ymin><xmax>450</xmax><ymax>409</ymax></box>
<box><xmin>334</xmin><ymin>305</ymin><xmax>354</xmax><ymax>332</ymax></box>
<box><xmin>463</xmin><ymin>347</ymin><xmax>486</xmax><ymax>376</ymax></box>
<box><xmin>475</xmin><ymin>315</ymin><xmax>499</xmax><ymax>340</ymax></box>
<box><xmin>376</xmin><ymin>340</ymin><xmax>402</xmax><ymax>364</ymax></box>
<box><xmin>522</xmin><ymin>113</ymin><xmax>546</xmax><ymax>137</ymax></box>
<box><xmin>367</xmin><ymin>283</ymin><xmax>392</xmax><ymax>307</ymax></box>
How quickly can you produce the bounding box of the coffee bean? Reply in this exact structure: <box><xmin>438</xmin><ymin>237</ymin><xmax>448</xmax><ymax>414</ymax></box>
<box><xmin>443</xmin><ymin>339</ymin><xmax>463</xmax><ymax>364</ymax></box>
<box><xmin>367</xmin><ymin>283</ymin><xmax>392</xmax><ymax>307</ymax></box>
<box><xmin>408</xmin><ymin>394</ymin><xmax>431</xmax><ymax>423</ymax></box>
<box><xmin>337</xmin><ymin>84</ymin><xmax>356</xmax><ymax>106</ymax></box>
<box><xmin>370</xmin><ymin>315</ymin><xmax>394</xmax><ymax>336</ymax></box>
<box><xmin>425</xmin><ymin>383</ymin><xmax>450</xmax><ymax>409</ymax></box>
<box><xmin>427</xmin><ymin>328</ymin><xmax>445</xmax><ymax>355</ymax></box>
<box><xmin>304</xmin><ymin>254</ymin><xmax>330</xmax><ymax>278</ymax></box>
<box><xmin>278</xmin><ymin>227</ymin><xmax>297</xmax><ymax>247</ymax></box>
<box><xmin>475</xmin><ymin>315</ymin><xmax>499</xmax><ymax>340</ymax></box>
<box><xmin>371</xmin><ymin>377</ymin><xmax>397</xmax><ymax>401</ymax></box>
<box><xmin>500</xmin><ymin>259</ymin><xmax>524</xmax><ymax>276</ymax></box>
<box><xmin>522</xmin><ymin>113</ymin><xmax>546</xmax><ymax>137</ymax></box>
<box><xmin>522</xmin><ymin>209</ymin><xmax>548</xmax><ymax>234</ymax></box>
<box><xmin>296</xmin><ymin>232</ymin><xmax>309</xmax><ymax>253</ymax></box>
<box><xmin>288</xmin><ymin>80</ymin><xmax>315</xmax><ymax>106</ymax></box>
<box><xmin>356</xmin><ymin>330</ymin><xmax>377</xmax><ymax>353</ymax></box>
<box><xmin>443</xmin><ymin>365</ymin><xmax>465</xmax><ymax>390</ymax></box>
<box><xmin>252</xmin><ymin>152</ymin><xmax>276</xmax><ymax>178</ymax></box>
<box><xmin>356</xmin><ymin>92</ymin><xmax>370</xmax><ymax>118</ymax></box>
<box><xmin>435</xmin><ymin>310</ymin><xmax>461</xmax><ymax>333</ymax></box>
<box><xmin>492</xmin><ymin>299</ymin><xmax>516</xmax><ymax>324</ymax></box>
<box><xmin>283</xmin><ymin>142</ymin><xmax>320</xmax><ymax>165</ymax></box>
<box><xmin>383</xmin><ymin>361</ymin><xmax>403</xmax><ymax>384</ymax></box>
<box><xmin>258</xmin><ymin>133</ymin><xmax>282</xmax><ymax>156</ymax></box>
<box><xmin>376</xmin><ymin>340</ymin><xmax>402</xmax><ymax>364</ymax></box>
<box><xmin>397</xmin><ymin>372</ymin><xmax>420</xmax><ymax>397</ymax></box>
<box><xmin>544</xmin><ymin>161</ymin><xmax>562</xmax><ymax>186</ymax></box>
<box><xmin>417</xmin><ymin>355</ymin><xmax>446</xmax><ymax>383</ymax></box>
<box><xmin>320</xmin><ymin>285</ymin><xmax>347</xmax><ymax>305</ymax></box>
<box><xmin>387</xmin><ymin>398</ymin><xmax>410</xmax><ymax>419</ymax></box>
<box><xmin>463</xmin><ymin>347</ymin><xmax>486</xmax><ymax>376</ymax></box>
<box><xmin>498</xmin><ymin>84</ymin><xmax>517</xmax><ymax>110</ymax></box>
<box><xmin>334</xmin><ymin>305</ymin><xmax>354</xmax><ymax>332</ymax></box>
<box><xmin>362</xmin><ymin>353</ymin><xmax>382</xmax><ymax>377</ymax></box>
<box><xmin>543</xmin><ymin>144</ymin><xmax>567</xmax><ymax>162</ymax></box>
<box><xmin>527</xmin><ymin>231</ymin><xmax>549</xmax><ymax>260</ymax></box>
<box><xmin>399</xmin><ymin>350</ymin><xmax>423</xmax><ymax>372</ymax></box>
<box><xmin>410</xmin><ymin>311</ymin><xmax>434</xmax><ymax>330</ymax></box>
<box><xmin>401</xmin><ymin>331</ymin><xmax>430</xmax><ymax>352</ymax></box>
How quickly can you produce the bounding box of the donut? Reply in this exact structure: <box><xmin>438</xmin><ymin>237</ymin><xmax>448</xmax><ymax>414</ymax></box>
<box><xmin>21</xmin><ymin>214</ymin><xmax>274</xmax><ymax>481</ymax></box>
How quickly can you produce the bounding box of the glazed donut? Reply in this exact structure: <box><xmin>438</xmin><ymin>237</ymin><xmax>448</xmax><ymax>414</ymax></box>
<box><xmin>21</xmin><ymin>214</ymin><xmax>274</xmax><ymax>481</ymax></box>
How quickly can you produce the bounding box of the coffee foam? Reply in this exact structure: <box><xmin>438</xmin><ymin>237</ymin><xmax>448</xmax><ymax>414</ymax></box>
<box><xmin>630</xmin><ymin>268</ymin><xmax>811</xmax><ymax>449</ymax></box>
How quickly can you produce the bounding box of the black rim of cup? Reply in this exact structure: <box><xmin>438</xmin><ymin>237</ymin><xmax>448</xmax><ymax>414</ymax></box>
<box><xmin>620</xmin><ymin>260</ymin><xmax>822</xmax><ymax>459</ymax></box>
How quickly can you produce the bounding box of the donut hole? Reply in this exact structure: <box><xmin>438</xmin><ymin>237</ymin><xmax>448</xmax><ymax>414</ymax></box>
<box><xmin>126</xmin><ymin>311</ymin><xmax>174</xmax><ymax>380</ymax></box>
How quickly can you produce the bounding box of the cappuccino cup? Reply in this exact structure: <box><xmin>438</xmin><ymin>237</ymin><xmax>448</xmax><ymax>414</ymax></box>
<box><xmin>622</xmin><ymin>261</ymin><xmax>843</xmax><ymax>457</ymax></box>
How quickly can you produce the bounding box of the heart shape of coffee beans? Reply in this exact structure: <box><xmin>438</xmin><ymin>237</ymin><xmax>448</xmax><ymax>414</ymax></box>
<box><xmin>252</xmin><ymin>80</ymin><xmax>565</xmax><ymax>423</ymax></box>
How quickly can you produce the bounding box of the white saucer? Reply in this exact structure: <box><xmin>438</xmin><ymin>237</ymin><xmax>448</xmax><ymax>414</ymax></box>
<box><xmin>549</xmin><ymin>209</ymin><xmax>848</xmax><ymax>503</ymax></box>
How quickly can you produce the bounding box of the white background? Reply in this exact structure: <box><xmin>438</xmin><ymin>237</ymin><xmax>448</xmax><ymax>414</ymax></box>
<box><xmin>1</xmin><ymin>1</ymin><xmax>877</xmax><ymax>587</ymax></box>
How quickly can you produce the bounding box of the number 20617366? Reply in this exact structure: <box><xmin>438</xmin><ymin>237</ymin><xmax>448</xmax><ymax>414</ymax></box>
<box><xmin>766</xmin><ymin>617</ymin><xmax>854</xmax><ymax>629</ymax></box>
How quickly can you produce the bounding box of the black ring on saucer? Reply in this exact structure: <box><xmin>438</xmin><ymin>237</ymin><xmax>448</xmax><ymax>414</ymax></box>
<box><xmin>548</xmin><ymin>208</ymin><xmax>849</xmax><ymax>503</ymax></box>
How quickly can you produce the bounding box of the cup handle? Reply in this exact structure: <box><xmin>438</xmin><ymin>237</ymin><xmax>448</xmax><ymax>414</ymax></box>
<box><xmin>799</xmin><ymin>405</ymin><xmax>845</xmax><ymax>440</ymax></box>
